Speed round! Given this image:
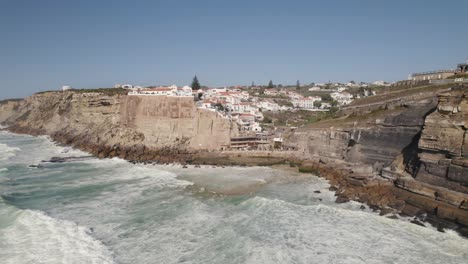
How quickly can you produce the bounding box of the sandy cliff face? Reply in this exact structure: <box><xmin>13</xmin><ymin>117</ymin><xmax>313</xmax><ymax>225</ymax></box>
<box><xmin>121</xmin><ymin>95</ymin><xmax>235</xmax><ymax>150</ymax></box>
<box><xmin>0</xmin><ymin>92</ymin><xmax>236</xmax><ymax>161</ymax></box>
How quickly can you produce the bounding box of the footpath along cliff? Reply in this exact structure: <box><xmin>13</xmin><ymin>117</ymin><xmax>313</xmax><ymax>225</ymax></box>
<box><xmin>0</xmin><ymin>87</ymin><xmax>467</xmax><ymax>235</ymax></box>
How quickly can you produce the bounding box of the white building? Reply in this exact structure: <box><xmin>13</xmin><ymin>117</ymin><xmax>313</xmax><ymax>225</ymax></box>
<box><xmin>308</xmin><ymin>86</ymin><xmax>321</xmax><ymax>91</ymax></box>
<box><xmin>331</xmin><ymin>92</ymin><xmax>353</xmax><ymax>105</ymax></box>
<box><xmin>176</xmin><ymin>86</ymin><xmax>193</xmax><ymax>96</ymax></box>
<box><xmin>346</xmin><ymin>82</ymin><xmax>360</xmax><ymax>88</ymax></box>
<box><xmin>337</xmin><ymin>86</ymin><xmax>348</xmax><ymax>92</ymax></box>
<box><xmin>62</xmin><ymin>86</ymin><xmax>71</xmax><ymax>91</ymax></box>
<box><xmin>320</xmin><ymin>102</ymin><xmax>331</xmax><ymax>109</ymax></box>
<box><xmin>129</xmin><ymin>86</ymin><xmax>176</xmax><ymax>96</ymax></box>
<box><xmin>292</xmin><ymin>96</ymin><xmax>322</xmax><ymax>109</ymax></box>
<box><xmin>264</xmin><ymin>89</ymin><xmax>279</xmax><ymax>96</ymax></box>
<box><xmin>287</xmin><ymin>92</ymin><xmax>303</xmax><ymax>100</ymax></box>
<box><xmin>257</xmin><ymin>101</ymin><xmax>280</xmax><ymax>111</ymax></box>
<box><xmin>251</xmin><ymin>122</ymin><xmax>262</xmax><ymax>132</ymax></box>
<box><xmin>228</xmin><ymin>102</ymin><xmax>251</xmax><ymax>113</ymax></box>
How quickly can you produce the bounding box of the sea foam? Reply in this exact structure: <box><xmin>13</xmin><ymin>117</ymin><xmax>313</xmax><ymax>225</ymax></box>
<box><xmin>0</xmin><ymin>199</ymin><xmax>115</xmax><ymax>264</ymax></box>
<box><xmin>0</xmin><ymin>143</ymin><xmax>20</xmax><ymax>161</ymax></box>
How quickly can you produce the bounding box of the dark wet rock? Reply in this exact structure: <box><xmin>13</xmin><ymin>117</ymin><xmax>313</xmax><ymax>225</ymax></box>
<box><xmin>360</xmin><ymin>205</ymin><xmax>366</xmax><ymax>210</ymax></box>
<box><xmin>410</xmin><ymin>220</ymin><xmax>425</xmax><ymax>227</ymax></box>
<box><xmin>379</xmin><ymin>207</ymin><xmax>394</xmax><ymax>216</ymax></box>
<box><xmin>386</xmin><ymin>214</ymin><xmax>399</xmax><ymax>219</ymax></box>
<box><xmin>314</xmin><ymin>190</ymin><xmax>321</xmax><ymax>193</ymax></box>
<box><xmin>182</xmin><ymin>165</ymin><xmax>188</xmax><ymax>169</ymax></box>
<box><xmin>329</xmin><ymin>186</ymin><xmax>338</xmax><ymax>192</ymax></box>
<box><xmin>48</xmin><ymin>157</ymin><xmax>67</xmax><ymax>163</ymax></box>
<box><xmin>335</xmin><ymin>195</ymin><xmax>350</xmax><ymax>204</ymax></box>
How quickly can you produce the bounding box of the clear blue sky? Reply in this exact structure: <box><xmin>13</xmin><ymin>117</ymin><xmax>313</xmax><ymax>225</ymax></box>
<box><xmin>1</xmin><ymin>0</ymin><xmax>467</xmax><ymax>99</ymax></box>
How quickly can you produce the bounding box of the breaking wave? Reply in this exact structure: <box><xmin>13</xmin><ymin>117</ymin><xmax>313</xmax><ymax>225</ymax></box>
<box><xmin>0</xmin><ymin>198</ymin><xmax>115</xmax><ymax>264</ymax></box>
<box><xmin>0</xmin><ymin>143</ymin><xmax>20</xmax><ymax>161</ymax></box>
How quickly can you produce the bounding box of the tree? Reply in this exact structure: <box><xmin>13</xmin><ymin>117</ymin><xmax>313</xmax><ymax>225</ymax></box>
<box><xmin>262</xmin><ymin>116</ymin><xmax>273</xmax><ymax>123</ymax></box>
<box><xmin>191</xmin><ymin>75</ymin><xmax>201</xmax><ymax>90</ymax></box>
<box><xmin>267</xmin><ymin>80</ymin><xmax>274</xmax><ymax>88</ymax></box>
<box><xmin>321</xmin><ymin>94</ymin><xmax>333</xmax><ymax>102</ymax></box>
<box><xmin>214</xmin><ymin>103</ymin><xmax>224</xmax><ymax>111</ymax></box>
<box><xmin>296</xmin><ymin>80</ymin><xmax>300</xmax><ymax>90</ymax></box>
<box><xmin>313</xmin><ymin>101</ymin><xmax>322</xmax><ymax>108</ymax></box>
<box><xmin>251</xmin><ymin>81</ymin><xmax>255</xmax><ymax>87</ymax></box>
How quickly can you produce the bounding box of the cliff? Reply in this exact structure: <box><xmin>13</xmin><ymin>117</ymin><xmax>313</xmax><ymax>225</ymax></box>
<box><xmin>1</xmin><ymin>87</ymin><xmax>467</xmax><ymax>235</ymax></box>
<box><xmin>415</xmin><ymin>90</ymin><xmax>468</xmax><ymax>193</ymax></box>
<box><xmin>285</xmin><ymin>87</ymin><xmax>468</xmax><ymax>234</ymax></box>
<box><xmin>0</xmin><ymin>91</ymin><xmax>237</xmax><ymax>162</ymax></box>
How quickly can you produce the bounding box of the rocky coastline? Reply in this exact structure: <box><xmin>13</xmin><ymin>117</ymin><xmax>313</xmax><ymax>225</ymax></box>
<box><xmin>1</xmin><ymin>87</ymin><xmax>467</xmax><ymax>237</ymax></box>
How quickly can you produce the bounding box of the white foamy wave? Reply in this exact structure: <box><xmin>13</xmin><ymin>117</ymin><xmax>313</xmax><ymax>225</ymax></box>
<box><xmin>0</xmin><ymin>143</ymin><xmax>20</xmax><ymax>161</ymax></box>
<box><xmin>0</xmin><ymin>168</ymin><xmax>7</xmax><ymax>172</ymax></box>
<box><xmin>81</xmin><ymin>157</ymin><xmax>194</xmax><ymax>189</ymax></box>
<box><xmin>229</xmin><ymin>196</ymin><xmax>468</xmax><ymax>264</ymax></box>
<box><xmin>0</xmin><ymin>201</ymin><xmax>115</xmax><ymax>264</ymax></box>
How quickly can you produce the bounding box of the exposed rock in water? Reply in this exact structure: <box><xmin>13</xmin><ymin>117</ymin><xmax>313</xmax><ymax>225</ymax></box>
<box><xmin>410</xmin><ymin>220</ymin><xmax>425</xmax><ymax>227</ymax></box>
<box><xmin>335</xmin><ymin>195</ymin><xmax>350</xmax><ymax>204</ymax></box>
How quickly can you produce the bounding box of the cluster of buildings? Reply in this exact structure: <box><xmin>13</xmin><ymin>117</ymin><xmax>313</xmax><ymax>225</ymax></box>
<box><xmin>330</xmin><ymin>91</ymin><xmax>354</xmax><ymax>105</ymax></box>
<box><xmin>197</xmin><ymin>88</ymin><xmax>264</xmax><ymax>132</ymax></box>
<box><xmin>127</xmin><ymin>85</ymin><xmax>198</xmax><ymax>97</ymax></box>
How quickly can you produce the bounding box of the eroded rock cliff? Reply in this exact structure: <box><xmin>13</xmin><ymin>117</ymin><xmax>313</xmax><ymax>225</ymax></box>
<box><xmin>285</xmin><ymin>87</ymin><xmax>468</xmax><ymax>234</ymax></box>
<box><xmin>0</xmin><ymin>91</ymin><xmax>237</xmax><ymax>162</ymax></box>
<box><xmin>415</xmin><ymin>90</ymin><xmax>468</xmax><ymax>194</ymax></box>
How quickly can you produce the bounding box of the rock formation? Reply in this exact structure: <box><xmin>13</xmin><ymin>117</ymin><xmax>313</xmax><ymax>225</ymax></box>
<box><xmin>0</xmin><ymin>91</ymin><xmax>237</xmax><ymax>162</ymax></box>
<box><xmin>285</xmin><ymin>87</ymin><xmax>468</xmax><ymax>235</ymax></box>
<box><xmin>416</xmin><ymin>90</ymin><xmax>468</xmax><ymax>193</ymax></box>
<box><xmin>1</xmin><ymin>87</ymin><xmax>467</xmax><ymax>235</ymax></box>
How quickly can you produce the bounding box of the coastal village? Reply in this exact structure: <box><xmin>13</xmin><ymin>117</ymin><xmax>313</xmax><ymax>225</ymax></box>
<box><xmin>115</xmin><ymin>81</ymin><xmax>378</xmax><ymax>144</ymax></box>
<box><xmin>60</xmin><ymin>59</ymin><xmax>468</xmax><ymax>151</ymax></box>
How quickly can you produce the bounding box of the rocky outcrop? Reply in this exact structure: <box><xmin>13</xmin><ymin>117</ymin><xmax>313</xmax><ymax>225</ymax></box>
<box><xmin>415</xmin><ymin>89</ymin><xmax>468</xmax><ymax>194</ymax></box>
<box><xmin>285</xmin><ymin>99</ymin><xmax>436</xmax><ymax>171</ymax></box>
<box><xmin>286</xmin><ymin>87</ymin><xmax>468</xmax><ymax>235</ymax></box>
<box><xmin>1</xmin><ymin>91</ymin><xmax>237</xmax><ymax>161</ymax></box>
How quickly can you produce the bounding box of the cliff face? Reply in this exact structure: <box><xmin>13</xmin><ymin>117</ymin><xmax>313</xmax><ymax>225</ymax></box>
<box><xmin>285</xmin><ymin>99</ymin><xmax>436</xmax><ymax>173</ymax></box>
<box><xmin>286</xmin><ymin>88</ymin><xmax>468</xmax><ymax>232</ymax></box>
<box><xmin>1</xmin><ymin>88</ymin><xmax>467</xmax><ymax>233</ymax></box>
<box><xmin>0</xmin><ymin>92</ymin><xmax>236</xmax><ymax>161</ymax></box>
<box><xmin>416</xmin><ymin>90</ymin><xmax>468</xmax><ymax>194</ymax></box>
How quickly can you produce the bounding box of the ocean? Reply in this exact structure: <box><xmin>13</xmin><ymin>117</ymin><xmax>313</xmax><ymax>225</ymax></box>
<box><xmin>0</xmin><ymin>130</ymin><xmax>467</xmax><ymax>264</ymax></box>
